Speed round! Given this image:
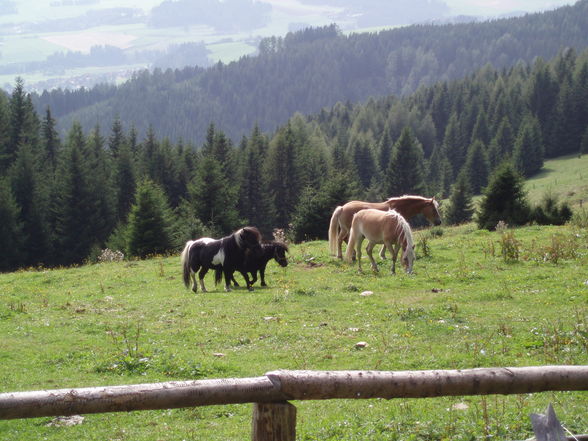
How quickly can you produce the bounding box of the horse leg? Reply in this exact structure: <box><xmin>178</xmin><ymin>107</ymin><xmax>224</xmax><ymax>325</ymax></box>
<box><xmin>259</xmin><ymin>263</ymin><xmax>267</xmax><ymax>286</ymax></box>
<box><xmin>198</xmin><ymin>267</ymin><xmax>209</xmax><ymax>292</ymax></box>
<box><xmin>337</xmin><ymin>225</ymin><xmax>350</xmax><ymax>259</ymax></box>
<box><xmin>231</xmin><ymin>274</ymin><xmax>240</xmax><ymax>287</ymax></box>
<box><xmin>356</xmin><ymin>236</ymin><xmax>364</xmax><ymax>272</ymax></box>
<box><xmin>250</xmin><ymin>271</ymin><xmax>259</xmax><ymax>287</ymax></box>
<box><xmin>379</xmin><ymin>244</ymin><xmax>387</xmax><ymax>259</ymax></box>
<box><xmin>190</xmin><ymin>266</ymin><xmax>198</xmax><ymax>293</ymax></box>
<box><xmin>366</xmin><ymin>241</ymin><xmax>378</xmax><ymax>272</ymax></box>
<box><xmin>240</xmin><ymin>271</ymin><xmax>254</xmax><ymax>291</ymax></box>
<box><xmin>223</xmin><ymin>269</ymin><xmax>233</xmax><ymax>292</ymax></box>
<box><xmin>389</xmin><ymin>243</ymin><xmax>400</xmax><ymax>274</ymax></box>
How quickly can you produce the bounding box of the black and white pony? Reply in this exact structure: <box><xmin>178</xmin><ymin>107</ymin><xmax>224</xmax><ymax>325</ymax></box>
<box><xmin>226</xmin><ymin>241</ymin><xmax>289</xmax><ymax>290</ymax></box>
<box><xmin>181</xmin><ymin>227</ymin><xmax>263</xmax><ymax>293</ymax></box>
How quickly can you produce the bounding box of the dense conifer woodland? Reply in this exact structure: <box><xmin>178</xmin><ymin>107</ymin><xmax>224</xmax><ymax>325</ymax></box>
<box><xmin>2</xmin><ymin>2</ymin><xmax>588</xmax><ymax>271</ymax></box>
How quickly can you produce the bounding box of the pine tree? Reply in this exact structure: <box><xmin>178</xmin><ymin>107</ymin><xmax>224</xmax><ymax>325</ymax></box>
<box><xmin>108</xmin><ymin>116</ymin><xmax>125</xmax><ymax>157</ymax></box>
<box><xmin>114</xmin><ymin>141</ymin><xmax>136</xmax><ymax>222</ymax></box>
<box><xmin>139</xmin><ymin>125</ymin><xmax>159</xmax><ymax>181</ymax></box>
<box><xmin>442</xmin><ymin>112</ymin><xmax>465</xmax><ymax>177</ymax></box>
<box><xmin>386</xmin><ymin>127</ymin><xmax>426</xmax><ymax>196</ymax></box>
<box><xmin>51</xmin><ymin>123</ymin><xmax>97</xmax><ymax>265</ymax></box>
<box><xmin>349</xmin><ymin>134</ymin><xmax>376</xmax><ymax>189</ymax></box>
<box><xmin>471</xmin><ymin>110</ymin><xmax>490</xmax><ymax>146</ymax></box>
<box><xmin>290</xmin><ymin>172</ymin><xmax>360</xmax><ymax>242</ymax></box>
<box><xmin>426</xmin><ymin>144</ymin><xmax>450</xmax><ymax>198</ymax></box>
<box><xmin>264</xmin><ymin>123</ymin><xmax>302</xmax><ymax>228</ymax></box>
<box><xmin>463</xmin><ymin>139</ymin><xmax>489</xmax><ymax>194</ymax></box>
<box><xmin>40</xmin><ymin>107</ymin><xmax>60</xmax><ymax>171</ymax></box>
<box><xmin>0</xmin><ymin>177</ymin><xmax>24</xmax><ymax>270</ymax></box>
<box><xmin>513</xmin><ymin>114</ymin><xmax>544</xmax><ymax>177</ymax></box>
<box><xmin>9</xmin><ymin>142</ymin><xmax>50</xmax><ymax>266</ymax></box>
<box><xmin>0</xmin><ymin>94</ymin><xmax>9</xmax><ymax>168</ymax></box>
<box><xmin>4</xmin><ymin>78</ymin><xmax>40</xmax><ymax>171</ymax></box>
<box><xmin>188</xmin><ymin>154</ymin><xmax>239</xmax><ymax>235</ymax></box>
<box><xmin>154</xmin><ymin>138</ymin><xmax>181</xmax><ymax>207</ymax></box>
<box><xmin>476</xmin><ymin>162</ymin><xmax>530</xmax><ymax>230</ymax></box>
<box><xmin>581</xmin><ymin>126</ymin><xmax>588</xmax><ymax>155</ymax></box>
<box><xmin>445</xmin><ymin>171</ymin><xmax>473</xmax><ymax>225</ymax></box>
<box><xmin>237</xmin><ymin>125</ymin><xmax>274</xmax><ymax>233</ymax></box>
<box><xmin>127</xmin><ymin>180</ymin><xmax>175</xmax><ymax>258</ymax></box>
<box><xmin>377</xmin><ymin>128</ymin><xmax>393</xmax><ymax>174</ymax></box>
<box><xmin>487</xmin><ymin>116</ymin><xmax>514</xmax><ymax>170</ymax></box>
<box><xmin>86</xmin><ymin>125</ymin><xmax>116</xmax><ymax>245</ymax></box>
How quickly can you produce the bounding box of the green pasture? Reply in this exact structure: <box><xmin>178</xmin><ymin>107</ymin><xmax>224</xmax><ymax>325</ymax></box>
<box><xmin>526</xmin><ymin>153</ymin><xmax>588</xmax><ymax>208</ymax></box>
<box><xmin>1</xmin><ymin>223</ymin><xmax>587</xmax><ymax>440</ymax></box>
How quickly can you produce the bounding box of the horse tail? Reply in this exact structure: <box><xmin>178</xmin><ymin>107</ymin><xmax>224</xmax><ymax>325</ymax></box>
<box><xmin>181</xmin><ymin>240</ymin><xmax>194</xmax><ymax>288</ymax></box>
<box><xmin>328</xmin><ymin>206</ymin><xmax>343</xmax><ymax>255</ymax></box>
<box><xmin>396</xmin><ymin>215</ymin><xmax>416</xmax><ymax>267</ymax></box>
<box><xmin>214</xmin><ymin>267</ymin><xmax>223</xmax><ymax>286</ymax></box>
<box><xmin>344</xmin><ymin>217</ymin><xmax>359</xmax><ymax>263</ymax></box>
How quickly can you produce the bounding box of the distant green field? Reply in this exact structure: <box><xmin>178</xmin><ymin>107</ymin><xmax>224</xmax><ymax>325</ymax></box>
<box><xmin>526</xmin><ymin>154</ymin><xmax>588</xmax><ymax>208</ymax></box>
<box><xmin>1</xmin><ymin>223</ymin><xmax>586</xmax><ymax>440</ymax></box>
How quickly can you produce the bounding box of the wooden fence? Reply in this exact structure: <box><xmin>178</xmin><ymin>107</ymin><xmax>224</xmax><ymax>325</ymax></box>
<box><xmin>1</xmin><ymin>366</ymin><xmax>587</xmax><ymax>440</ymax></box>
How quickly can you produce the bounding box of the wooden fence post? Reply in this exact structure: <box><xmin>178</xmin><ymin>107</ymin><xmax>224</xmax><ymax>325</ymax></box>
<box><xmin>251</xmin><ymin>401</ymin><xmax>296</xmax><ymax>441</ymax></box>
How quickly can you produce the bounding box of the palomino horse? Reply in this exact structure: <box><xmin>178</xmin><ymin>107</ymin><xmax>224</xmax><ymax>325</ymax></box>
<box><xmin>329</xmin><ymin>195</ymin><xmax>441</xmax><ymax>258</ymax></box>
<box><xmin>344</xmin><ymin>209</ymin><xmax>415</xmax><ymax>274</ymax></box>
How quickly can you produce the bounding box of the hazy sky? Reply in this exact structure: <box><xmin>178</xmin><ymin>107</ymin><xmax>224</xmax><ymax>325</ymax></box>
<box><xmin>445</xmin><ymin>0</ymin><xmax>576</xmax><ymax>16</ymax></box>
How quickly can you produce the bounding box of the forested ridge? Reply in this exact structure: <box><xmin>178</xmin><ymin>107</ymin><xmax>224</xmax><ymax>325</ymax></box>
<box><xmin>32</xmin><ymin>0</ymin><xmax>588</xmax><ymax>144</ymax></box>
<box><xmin>2</xmin><ymin>42</ymin><xmax>587</xmax><ymax>270</ymax></box>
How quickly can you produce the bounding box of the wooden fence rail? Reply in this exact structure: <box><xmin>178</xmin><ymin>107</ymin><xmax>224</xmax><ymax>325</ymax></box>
<box><xmin>1</xmin><ymin>365</ymin><xmax>587</xmax><ymax>440</ymax></box>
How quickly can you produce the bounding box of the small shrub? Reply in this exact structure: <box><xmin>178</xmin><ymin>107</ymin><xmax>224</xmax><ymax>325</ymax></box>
<box><xmin>570</xmin><ymin>207</ymin><xmax>588</xmax><ymax>228</ymax></box>
<box><xmin>542</xmin><ymin>234</ymin><xmax>579</xmax><ymax>264</ymax></box>
<box><xmin>531</xmin><ymin>192</ymin><xmax>573</xmax><ymax>226</ymax></box>
<box><xmin>417</xmin><ymin>234</ymin><xmax>431</xmax><ymax>258</ymax></box>
<box><xmin>97</xmin><ymin>248</ymin><xmax>125</xmax><ymax>263</ymax></box>
<box><xmin>272</xmin><ymin>227</ymin><xmax>288</xmax><ymax>243</ymax></box>
<box><xmin>483</xmin><ymin>240</ymin><xmax>496</xmax><ymax>258</ymax></box>
<box><xmin>397</xmin><ymin>306</ymin><xmax>428</xmax><ymax>321</ymax></box>
<box><xmin>499</xmin><ymin>230</ymin><xmax>520</xmax><ymax>262</ymax></box>
<box><xmin>495</xmin><ymin>220</ymin><xmax>508</xmax><ymax>232</ymax></box>
<box><xmin>294</xmin><ymin>288</ymin><xmax>317</xmax><ymax>297</ymax></box>
<box><xmin>429</xmin><ymin>226</ymin><xmax>444</xmax><ymax>237</ymax></box>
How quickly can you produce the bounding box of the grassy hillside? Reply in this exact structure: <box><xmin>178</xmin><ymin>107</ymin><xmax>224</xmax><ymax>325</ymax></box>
<box><xmin>1</xmin><ymin>223</ymin><xmax>587</xmax><ymax>440</ymax></box>
<box><xmin>527</xmin><ymin>154</ymin><xmax>588</xmax><ymax>208</ymax></box>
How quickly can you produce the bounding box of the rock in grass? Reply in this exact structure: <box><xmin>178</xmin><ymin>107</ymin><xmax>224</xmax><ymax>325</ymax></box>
<box><xmin>46</xmin><ymin>415</ymin><xmax>84</xmax><ymax>427</ymax></box>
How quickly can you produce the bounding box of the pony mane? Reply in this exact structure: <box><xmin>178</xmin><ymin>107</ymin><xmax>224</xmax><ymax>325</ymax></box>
<box><xmin>386</xmin><ymin>195</ymin><xmax>432</xmax><ymax>203</ymax></box>
<box><xmin>386</xmin><ymin>209</ymin><xmax>415</xmax><ymax>254</ymax></box>
<box><xmin>265</xmin><ymin>240</ymin><xmax>289</xmax><ymax>252</ymax></box>
<box><xmin>235</xmin><ymin>226</ymin><xmax>262</xmax><ymax>248</ymax></box>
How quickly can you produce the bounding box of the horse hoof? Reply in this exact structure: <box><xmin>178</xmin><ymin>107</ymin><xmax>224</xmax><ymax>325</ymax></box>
<box><xmin>261</xmin><ymin>283</ymin><xmax>267</xmax><ymax>287</ymax></box>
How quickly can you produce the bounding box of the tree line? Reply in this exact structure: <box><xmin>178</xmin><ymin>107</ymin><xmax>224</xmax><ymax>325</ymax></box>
<box><xmin>1</xmin><ymin>45</ymin><xmax>587</xmax><ymax>271</ymax></box>
<box><xmin>32</xmin><ymin>0</ymin><xmax>588</xmax><ymax>145</ymax></box>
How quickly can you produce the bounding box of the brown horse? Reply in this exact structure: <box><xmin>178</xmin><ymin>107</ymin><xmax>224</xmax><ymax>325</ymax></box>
<box><xmin>329</xmin><ymin>195</ymin><xmax>441</xmax><ymax>258</ymax></box>
<box><xmin>344</xmin><ymin>209</ymin><xmax>415</xmax><ymax>274</ymax></box>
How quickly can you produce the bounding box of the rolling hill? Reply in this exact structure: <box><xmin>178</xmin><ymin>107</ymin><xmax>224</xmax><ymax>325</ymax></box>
<box><xmin>31</xmin><ymin>0</ymin><xmax>588</xmax><ymax>145</ymax></box>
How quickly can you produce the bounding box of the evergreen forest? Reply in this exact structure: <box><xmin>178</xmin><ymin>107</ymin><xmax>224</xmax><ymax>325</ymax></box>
<box><xmin>32</xmin><ymin>0</ymin><xmax>588</xmax><ymax>144</ymax></box>
<box><xmin>2</xmin><ymin>38</ymin><xmax>588</xmax><ymax>270</ymax></box>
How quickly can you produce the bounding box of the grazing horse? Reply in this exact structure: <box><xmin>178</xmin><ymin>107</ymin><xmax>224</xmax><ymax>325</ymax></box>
<box><xmin>181</xmin><ymin>227</ymin><xmax>262</xmax><ymax>293</ymax></box>
<box><xmin>344</xmin><ymin>209</ymin><xmax>415</xmax><ymax>274</ymax></box>
<box><xmin>329</xmin><ymin>195</ymin><xmax>441</xmax><ymax>259</ymax></box>
<box><xmin>227</xmin><ymin>241</ymin><xmax>289</xmax><ymax>290</ymax></box>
